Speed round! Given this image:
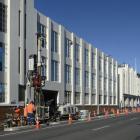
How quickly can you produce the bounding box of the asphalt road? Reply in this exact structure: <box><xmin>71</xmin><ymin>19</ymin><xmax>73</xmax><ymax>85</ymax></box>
<box><xmin>0</xmin><ymin>113</ymin><xmax>140</xmax><ymax>140</ymax></box>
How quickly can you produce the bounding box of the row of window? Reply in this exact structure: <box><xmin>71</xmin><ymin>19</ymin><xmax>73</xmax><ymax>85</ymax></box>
<box><xmin>0</xmin><ymin>42</ymin><xmax>7</xmax><ymax>71</ymax></box>
<box><xmin>37</xmin><ymin>22</ymin><xmax>117</xmax><ymax>84</ymax></box>
<box><xmin>0</xmin><ymin>2</ymin><xmax>7</xmax><ymax>32</ymax></box>
<box><xmin>0</xmin><ymin>83</ymin><xmax>7</xmax><ymax>103</ymax></box>
<box><xmin>64</xmin><ymin>91</ymin><xmax>116</xmax><ymax>105</ymax></box>
<box><xmin>65</xmin><ymin>64</ymin><xmax>116</xmax><ymax>90</ymax></box>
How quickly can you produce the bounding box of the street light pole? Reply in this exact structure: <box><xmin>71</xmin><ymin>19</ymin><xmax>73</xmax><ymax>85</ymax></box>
<box><xmin>97</xmin><ymin>94</ymin><xmax>99</xmax><ymax>115</ymax></box>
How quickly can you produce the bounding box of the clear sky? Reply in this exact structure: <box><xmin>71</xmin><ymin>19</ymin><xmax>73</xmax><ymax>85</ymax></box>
<box><xmin>34</xmin><ymin>0</ymin><xmax>140</xmax><ymax>72</ymax></box>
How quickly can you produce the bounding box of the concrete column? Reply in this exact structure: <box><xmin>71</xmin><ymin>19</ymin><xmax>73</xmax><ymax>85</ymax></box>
<box><xmin>89</xmin><ymin>44</ymin><xmax>92</xmax><ymax>105</ymax></box>
<box><xmin>80</xmin><ymin>39</ymin><xmax>85</xmax><ymax>105</ymax></box>
<box><xmin>71</xmin><ymin>33</ymin><xmax>75</xmax><ymax>105</ymax></box>
<box><xmin>46</xmin><ymin>17</ymin><xmax>52</xmax><ymax>81</ymax></box>
<box><xmin>58</xmin><ymin>25</ymin><xmax>65</xmax><ymax>104</ymax></box>
<box><xmin>96</xmin><ymin>49</ymin><xmax>99</xmax><ymax>113</ymax></box>
<box><xmin>19</xmin><ymin>0</ymin><xmax>25</xmax><ymax>85</ymax></box>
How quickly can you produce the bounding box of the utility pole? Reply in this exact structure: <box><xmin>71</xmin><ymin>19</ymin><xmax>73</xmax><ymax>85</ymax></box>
<box><xmin>97</xmin><ymin>96</ymin><xmax>100</xmax><ymax>115</ymax></box>
<box><xmin>27</xmin><ymin>32</ymin><xmax>46</xmax><ymax>118</ymax></box>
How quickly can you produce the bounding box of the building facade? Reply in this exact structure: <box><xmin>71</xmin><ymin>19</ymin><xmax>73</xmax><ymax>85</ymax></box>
<box><xmin>118</xmin><ymin>64</ymin><xmax>140</xmax><ymax>108</ymax></box>
<box><xmin>0</xmin><ymin>0</ymin><xmax>118</xmax><ymax>110</ymax></box>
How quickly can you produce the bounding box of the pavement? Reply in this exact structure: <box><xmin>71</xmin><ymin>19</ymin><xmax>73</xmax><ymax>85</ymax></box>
<box><xmin>0</xmin><ymin>112</ymin><xmax>140</xmax><ymax>140</ymax></box>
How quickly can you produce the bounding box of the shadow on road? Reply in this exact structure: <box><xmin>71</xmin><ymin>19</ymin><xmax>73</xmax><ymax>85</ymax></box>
<box><xmin>136</xmin><ymin>124</ymin><xmax>140</xmax><ymax>125</ymax></box>
<box><xmin>135</xmin><ymin>136</ymin><xmax>140</xmax><ymax>140</ymax></box>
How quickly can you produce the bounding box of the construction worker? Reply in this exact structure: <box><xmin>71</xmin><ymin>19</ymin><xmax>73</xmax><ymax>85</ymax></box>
<box><xmin>24</xmin><ymin>104</ymin><xmax>28</xmax><ymax>125</ymax></box>
<box><xmin>14</xmin><ymin>106</ymin><xmax>21</xmax><ymax>126</ymax></box>
<box><xmin>27</xmin><ymin>101</ymin><xmax>36</xmax><ymax>125</ymax></box>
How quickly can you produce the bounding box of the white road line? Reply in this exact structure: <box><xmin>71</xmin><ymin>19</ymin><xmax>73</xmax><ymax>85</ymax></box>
<box><xmin>0</xmin><ymin>122</ymin><xmax>84</xmax><ymax>137</ymax></box>
<box><xmin>0</xmin><ymin>129</ymin><xmax>38</xmax><ymax>137</ymax></box>
<box><xmin>130</xmin><ymin>117</ymin><xmax>138</xmax><ymax>121</ymax></box>
<box><xmin>92</xmin><ymin>125</ymin><xmax>110</xmax><ymax>131</ymax></box>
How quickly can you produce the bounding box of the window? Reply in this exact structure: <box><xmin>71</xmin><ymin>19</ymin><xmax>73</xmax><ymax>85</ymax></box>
<box><xmin>113</xmin><ymin>96</ymin><xmax>116</xmax><ymax>104</ymax></box>
<box><xmin>75</xmin><ymin>44</ymin><xmax>80</xmax><ymax>62</ymax></box>
<box><xmin>75</xmin><ymin>68</ymin><xmax>80</xmax><ymax>85</ymax></box>
<box><xmin>65</xmin><ymin>91</ymin><xmax>71</xmax><ymax>104</ymax></box>
<box><xmin>104</xmin><ymin>95</ymin><xmax>107</xmax><ymax>104</ymax></box>
<box><xmin>114</xmin><ymin>65</ymin><xmax>116</xmax><ymax>79</ymax></box>
<box><xmin>104</xmin><ymin>78</ymin><xmax>107</xmax><ymax>92</ymax></box>
<box><xmin>51</xmin><ymin>60</ymin><xmax>59</xmax><ymax>81</ymax></box>
<box><xmin>99</xmin><ymin>57</ymin><xmax>102</xmax><ymax>72</ymax></box>
<box><xmin>0</xmin><ymin>42</ymin><xmax>5</xmax><ymax>71</ymax></box>
<box><xmin>109</xmin><ymin>96</ymin><xmax>112</xmax><ymax>104</ymax></box>
<box><xmin>84</xmin><ymin>48</ymin><xmax>89</xmax><ymax>66</ymax></box>
<box><xmin>99</xmin><ymin>95</ymin><xmax>102</xmax><ymax>104</ymax></box>
<box><xmin>18</xmin><ymin>47</ymin><xmax>20</xmax><ymax>73</ymax></box>
<box><xmin>75</xmin><ymin>92</ymin><xmax>80</xmax><ymax>104</ymax></box>
<box><xmin>113</xmin><ymin>82</ymin><xmax>116</xmax><ymax>94</ymax></box>
<box><xmin>65</xmin><ymin>64</ymin><xmax>71</xmax><ymax>84</ymax></box>
<box><xmin>24</xmin><ymin>14</ymin><xmax>26</xmax><ymax>39</ymax></box>
<box><xmin>18</xmin><ymin>10</ymin><xmax>21</xmax><ymax>36</ymax></box>
<box><xmin>104</xmin><ymin>58</ymin><xmax>107</xmax><ymax>75</ymax></box>
<box><xmin>93</xmin><ymin>52</ymin><xmax>96</xmax><ymax>68</ymax></box>
<box><xmin>0</xmin><ymin>2</ymin><xmax>7</xmax><ymax>32</ymax></box>
<box><xmin>18</xmin><ymin>85</ymin><xmax>25</xmax><ymax>102</ymax></box>
<box><xmin>24</xmin><ymin>49</ymin><xmax>26</xmax><ymax>75</ymax></box>
<box><xmin>85</xmin><ymin>71</ymin><xmax>89</xmax><ymax>87</ymax></box>
<box><xmin>51</xmin><ymin>30</ymin><xmax>58</xmax><ymax>52</ymax></box>
<box><xmin>65</xmin><ymin>38</ymin><xmax>71</xmax><ymax>58</ymax></box>
<box><xmin>84</xmin><ymin>93</ymin><xmax>89</xmax><ymax>104</ymax></box>
<box><xmin>91</xmin><ymin>52</ymin><xmax>94</xmax><ymax>67</ymax></box>
<box><xmin>41</xmin><ymin>56</ymin><xmax>46</xmax><ymax>77</ymax></box>
<box><xmin>37</xmin><ymin>23</ymin><xmax>46</xmax><ymax>48</ymax></box>
<box><xmin>0</xmin><ymin>83</ymin><xmax>6</xmax><ymax>103</ymax></box>
<box><xmin>92</xmin><ymin>73</ymin><xmax>96</xmax><ymax>89</ymax></box>
<box><xmin>99</xmin><ymin>76</ymin><xmax>102</xmax><ymax>90</ymax></box>
<box><xmin>91</xmin><ymin>94</ymin><xmax>96</xmax><ymax>104</ymax></box>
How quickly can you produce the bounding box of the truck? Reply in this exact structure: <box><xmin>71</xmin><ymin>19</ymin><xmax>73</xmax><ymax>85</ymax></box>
<box><xmin>57</xmin><ymin>104</ymin><xmax>79</xmax><ymax>120</ymax></box>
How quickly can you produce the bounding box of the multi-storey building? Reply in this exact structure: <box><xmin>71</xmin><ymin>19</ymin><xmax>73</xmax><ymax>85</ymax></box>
<box><xmin>0</xmin><ymin>0</ymin><xmax>118</xmax><ymax>112</ymax></box>
<box><xmin>118</xmin><ymin>64</ymin><xmax>140</xmax><ymax>108</ymax></box>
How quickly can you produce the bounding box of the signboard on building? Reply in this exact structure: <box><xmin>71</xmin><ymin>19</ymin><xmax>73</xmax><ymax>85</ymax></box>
<box><xmin>29</xmin><ymin>57</ymin><xmax>34</xmax><ymax>71</ymax></box>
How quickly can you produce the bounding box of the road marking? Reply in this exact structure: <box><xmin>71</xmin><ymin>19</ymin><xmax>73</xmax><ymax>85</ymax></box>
<box><xmin>1</xmin><ymin>114</ymin><xmax>138</xmax><ymax>137</ymax></box>
<box><xmin>0</xmin><ymin>129</ymin><xmax>38</xmax><ymax>137</ymax></box>
<box><xmin>130</xmin><ymin>117</ymin><xmax>138</xmax><ymax>121</ymax></box>
<box><xmin>92</xmin><ymin>125</ymin><xmax>110</xmax><ymax>131</ymax></box>
<box><xmin>0</xmin><ymin>122</ymin><xmax>84</xmax><ymax>137</ymax></box>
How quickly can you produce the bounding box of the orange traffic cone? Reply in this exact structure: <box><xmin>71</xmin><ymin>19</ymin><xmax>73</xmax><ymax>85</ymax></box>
<box><xmin>104</xmin><ymin>110</ymin><xmax>109</xmax><ymax>119</ymax></box>
<box><xmin>35</xmin><ymin>117</ymin><xmax>41</xmax><ymax>129</ymax></box>
<box><xmin>68</xmin><ymin>114</ymin><xmax>72</xmax><ymax>125</ymax></box>
<box><xmin>87</xmin><ymin>112</ymin><xmax>91</xmax><ymax>122</ymax></box>
<box><xmin>93</xmin><ymin>111</ymin><xmax>96</xmax><ymax>117</ymax></box>
<box><xmin>116</xmin><ymin>109</ymin><xmax>120</xmax><ymax>117</ymax></box>
<box><xmin>125</xmin><ymin>109</ymin><xmax>128</xmax><ymax>116</ymax></box>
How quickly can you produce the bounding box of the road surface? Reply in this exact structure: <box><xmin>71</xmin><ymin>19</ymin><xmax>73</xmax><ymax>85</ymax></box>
<box><xmin>0</xmin><ymin>113</ymin><xmax>140</xmax><ymax>140</ymax></box>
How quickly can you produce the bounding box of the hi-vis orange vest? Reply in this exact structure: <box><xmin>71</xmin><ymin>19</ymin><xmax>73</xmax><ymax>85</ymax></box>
<box><xmin>24</xmin><ymin>106</ymin><xmax>28</xmax><ymax>117</ymax></box>
<box><xmin>27</xmin><ymin>103</ymin><xmax>35</xmax><ymax>114</ymax></box>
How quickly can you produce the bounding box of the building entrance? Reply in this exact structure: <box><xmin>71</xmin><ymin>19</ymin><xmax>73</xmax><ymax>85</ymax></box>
<box><xmin>42</xmin><ymin>90</ymin><xmax>58</xmax><ymax>117</ymax></box>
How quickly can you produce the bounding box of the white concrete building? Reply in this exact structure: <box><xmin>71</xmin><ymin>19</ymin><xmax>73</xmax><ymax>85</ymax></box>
<box><xmin>118</xmin><ymin>64</ymin><xmax>140</xmax><ymax>108</ymax></box>
<box><xmin>0</xmin><ymin>0</ymin><xmax>118</xmax><ymax>110</ymax></box>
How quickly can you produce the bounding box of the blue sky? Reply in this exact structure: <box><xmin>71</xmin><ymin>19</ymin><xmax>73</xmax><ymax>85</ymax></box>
<box><xmin>35</xmin><ymin>0</ymin><xmax>140</xmax><ymax>72</ymax></box>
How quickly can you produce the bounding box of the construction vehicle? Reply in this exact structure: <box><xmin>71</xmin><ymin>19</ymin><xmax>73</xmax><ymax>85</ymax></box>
<box><xmin>57</xmin><ymin>104</ymin><xmax>79</xmax><ymax>120</ymax></box>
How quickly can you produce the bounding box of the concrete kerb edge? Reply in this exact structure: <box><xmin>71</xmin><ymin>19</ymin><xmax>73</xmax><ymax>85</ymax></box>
<box><xmin>3</xmin><ymin>112</ymin><xmax>138</xmax><ymax>132</ymax></box>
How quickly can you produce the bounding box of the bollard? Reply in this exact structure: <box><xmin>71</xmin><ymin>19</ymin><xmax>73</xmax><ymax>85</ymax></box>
<box><xmin>68</xmin><ymin>114</ymin><xmax>72</xmax><ymax>125</ymax></box>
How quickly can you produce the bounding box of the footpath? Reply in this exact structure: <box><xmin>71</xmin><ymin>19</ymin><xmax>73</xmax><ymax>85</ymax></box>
<box><xmin>1</xmin><ymin>109</ymin><xmax>139</xmax><ymax>133</ymax></box>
